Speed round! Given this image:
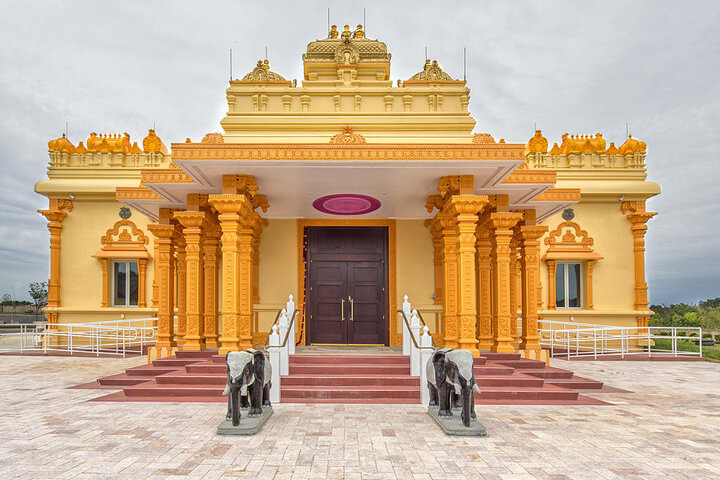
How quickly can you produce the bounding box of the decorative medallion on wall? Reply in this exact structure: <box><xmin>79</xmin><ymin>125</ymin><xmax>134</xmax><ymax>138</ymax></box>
<box><xmin>562</xmin><ymin>208</ymin><xmax>574</xmax><ymax>221</ymax></box>
<box><xmin>119</xmin><ymin>207</ymin><xmax>132</xmax><ymax>219</ymax></box>
<box><xmin>312</xmin><ymin>194</ymin><xmax>381</xmax><ymax>216</ymax></box>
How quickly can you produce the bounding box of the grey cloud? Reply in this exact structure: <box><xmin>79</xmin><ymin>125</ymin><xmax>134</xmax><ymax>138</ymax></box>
<box><xmin>0</xmin><ymin>0</ymin><xmax>718</xmax><ymax>304</ymax></box>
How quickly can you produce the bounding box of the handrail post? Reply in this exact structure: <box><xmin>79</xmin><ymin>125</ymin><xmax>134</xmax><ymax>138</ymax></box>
<box><xmin>419</xmin><ymin>326</ymin><xmax>432</xmax><ymax>405</ymax></box>
<box><xmin>647</xmin><ymin>327</ymin><xmax>651</xmax><ymax>358</ymax></box>
<box><xmin>401</xmin><ymin>295</ymin><xmax>411</xmax><ymax>356</ymax></box>
<box><xmin>278</xmin><ymin>309</ymin><xmax>289</xmax><ymax>376</ymax></box>
<box><xmin>699</xmin><ymin>327</ymin><xmax>703</xmax><ymax>358</ymax></box>
<box><xmin>593</xmin><ymin>329</ymin><xmax>597</xmax><ymax>360</ymax></box>
<box><xmin>410</xmin><ymin>309</ymin><xmax>421</xmax><ymax>376</ymax></box>
<box><xmin>286</xmin><ymin>295</ymin><xmax>296</xmax><ymax>355</ymax></box>
<box><xmin>268</xmin><ymin>325</ymin><xmax>281</xmax><ymax>404</ymax></box>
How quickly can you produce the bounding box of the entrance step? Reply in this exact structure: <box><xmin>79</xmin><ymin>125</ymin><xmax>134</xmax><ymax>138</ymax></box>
<box><xmin>475</xmin><ymin>374</ymin><xmax>544</xmax><ymax>388</ymax></box>
<box><xmin>281</xmin><ymin>385</ymin><xmax>420</xmax><ymax>401</ymax></box>
<box><xmin>544</xmin><ymin>376</ymin><xmax>604</xmax><ymax>390</ymax></box>
<box><xmin>281</xmin><ymin>374</ymin><xmax>420</xmax><ymax>387</ymax></box>
<box><xmin>289</xmin><ymin>355</ymin><xmax>410</xmax><ymax>365</ymax></box>
<box><xmin>490</xmin><ymin>358</ymin><xmax>547</xmax><ymax>369</ymax></box>
<box><xmin>521</xmin><ymin>367</ymin><xmax>574</xmax><ymax>379</ymax></box>
<box><xmin>125</xmin><ymin>364</ymin><xmax>182</xmax><ymax>377</ymax></box>
<box><xmin>97</xmin><ymin>374</ymin><xmax>154</xmax><ymax>387</ymax></box>
<box><xmin>176</xmin><ymin>350</ymin><xmax>217</xmax><ymax>360</ymax></box>
<box><xmin>289</xmin><ymin>363</ymin><xmax>410</xmax><ymax>375</ymax></box>
<box><xmin>480</xmin><ymin>352</ymin><xmax>522</xmax><ymax>360</ymax></box>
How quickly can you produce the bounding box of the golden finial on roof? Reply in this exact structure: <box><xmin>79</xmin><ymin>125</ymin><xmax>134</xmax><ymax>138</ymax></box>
<box><xmin>353</xmin><ymin>24</ymin><xmax>364</xmax><ymax>39</ymax></box>
<box><xmin>559</xmin><ymin>133</ymin><xmax>607</xmax><ymax>154</ymax></box>
<box><xmin>606</xmin><ymin>142</ymin><xmax>618</xmax><ymax>155</ymax></box>
<box><xmin>407</xmin><ymin>59</ymin><xmax>456</xmax><ymax>82</ymax></box>
<box><xmin>341</xmin><ymin>24</ymin><xmax>352</xmax><ymax>41</ymax></box>
<box><xmin>328</xmin><ymin>24</ymin><xmax>339</xmax><ymax>38</ymax></box>
<box><xmin>617</xmin><ymin>135</ymin><xmax>647</xmax><ymax>155</ymax></box>
<box><xmin>48</xmin><ymin>133</ymin><xmax>76</xmax><ymax>153</ymax></box>
<box><xmin>549</xmin><ymin>142</ymin><xmax>561</xmax><ymax>155</ymax></box>
<box><xmin>75</xmin><ymin>141</ymin><xmax>87</xmax><ymax>154</ymax></box>
<box><xmin>130</xmin><ymin>142</ymin><xmax>142</xmax><ymax>154</ymax></box>
<box><xmin>526</xmin><ymin>130</ymin><xmax>548</xmax><ymax>153</ymax></box>
<box><xmin>262</xmin><ymin>59</ymin><xmax>270</xmax><ymax>70</ymax></box>
<box><xmin>142</xmin><ymin>129</ymin><xmax>167</xmax><ymax>154</ymax></box>
<box><xmin>241</xmin><ymin>60</ymin><xmax>288</xmax><ymax>81</ymax></box>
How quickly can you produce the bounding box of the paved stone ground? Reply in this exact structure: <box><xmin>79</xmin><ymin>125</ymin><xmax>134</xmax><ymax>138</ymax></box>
<box><xmin>1</xmin><ymin>356</ymin><xmax>719</xmax><ymax>480</ymax></box>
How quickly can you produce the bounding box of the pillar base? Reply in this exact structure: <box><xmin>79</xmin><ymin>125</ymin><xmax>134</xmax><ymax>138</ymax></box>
<box><xmin>181</xmin><ymin>337</ymin><xmax>206</xmax><ymax>351</ymax></box>
<box><xmin>205</xmin><ymin>335</ymin><xmax>219</xmax><ymax>349</ymax></box>
<box><xmin>148</xmin><ymin>345</ymin><xmax>178</xmax><ymax>363</ymax></box>
<box><xmin>490</xmin><ymin>337</ymin><xmax>516</xmax><ymax>353</ymax></box>
<box><xmin>520</xmin><ymin>348</ymin><xmax>549</xmax><ymax>365</ymax></box>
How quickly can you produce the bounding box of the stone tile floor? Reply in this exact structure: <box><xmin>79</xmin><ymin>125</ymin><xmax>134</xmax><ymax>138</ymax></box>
<box><xmin>1</xmin><ymin>356</ymin><xmax>719</xmax><ymax>480</ymax></box>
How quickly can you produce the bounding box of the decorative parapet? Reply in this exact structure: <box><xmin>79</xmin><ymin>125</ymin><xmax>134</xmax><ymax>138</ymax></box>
<box><xmin>141</xmin><ymin>168</ymin><xmax>194</xmax><ymax>184</ymax></box>
<box><xmin>329</xmin><ymin>126</ymin><xmax>366</xmax><ymax>144</ymax></box>
<box><xmin>525</xmin><ymin>130</ymin><xmax>648</xmax><ymax>172</ymax></box>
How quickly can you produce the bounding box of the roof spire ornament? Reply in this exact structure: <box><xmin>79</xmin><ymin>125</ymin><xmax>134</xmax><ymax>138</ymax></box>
<box><xmin>328</xmin><ymin>24</ymin><xmax>339</xmax><ymax>38</ymax></box>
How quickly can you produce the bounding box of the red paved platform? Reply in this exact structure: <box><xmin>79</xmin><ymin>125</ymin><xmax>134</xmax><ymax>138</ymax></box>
<box><xmin>87</xmin><ymin>350</ymin><xmax>615</xmax><ymax>405</ymax></box>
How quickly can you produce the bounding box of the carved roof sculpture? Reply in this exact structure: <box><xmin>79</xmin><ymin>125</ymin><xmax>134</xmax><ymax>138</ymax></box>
<box><xmin>558</xmin><ymin>133</ymin><xmax>606</xmax><ymax>154</ymax></box>
<box><xmin>142</xmin><ymin>129</ymin><xmax>167</xmax><ymax>154</ymax></box>
<box><xmin>303</xmin><ymin>35</ymin><xmax>391</xmax><ymax>64</ymax></box>
<box><xmin>407</xmin><ymin>59</ymin><xmax>457</xmax><ymax>82</ymax></box>
<box><xmin>48</xmin><ymin>133</ymin><xmax>76</xmax><ymax>153</ymax></box>
<box><xmin>526</xmin><ymin>130</ymin><xmax>549</xmax><ymax>153</ymax></box>
<box><xmin>201</xmin><ymin>132</ymin><xmax>224</xmax><ymax>144</ymax></box>
<box><xmin>617</xmin><ymin>135</ymin><xmax>647</xmax><ymax>154</ymax></box>
<box><xmin>472</xmin><ymin>133</ymin><xmax>496</xmax><ymax>144</ymax></box>
<box><xmin>241</xmin><ymin>59</ymin><xmax>288</xmax><ymax>82</ymax></box>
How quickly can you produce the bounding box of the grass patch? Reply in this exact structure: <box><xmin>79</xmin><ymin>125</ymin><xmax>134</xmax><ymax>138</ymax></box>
<box><xmin>651</xmin><ymin>338</ymin><xmax>720</xmax><ymax>362</ymax></box>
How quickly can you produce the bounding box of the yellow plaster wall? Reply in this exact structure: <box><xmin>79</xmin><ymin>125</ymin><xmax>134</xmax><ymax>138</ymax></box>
<box><xmin>58</xmin><ymin>199</ymin><xmax>155</xmax><ymax>323</ymax></box>
<box><xmin>395</xmin><ymin>220</ymin><xmax>435</xmax><ymax>333</ymax></box>
<box><xmin>539</xmin><ymin>199</ymin><xmax>637</xmax><ymax>326</ymax></box>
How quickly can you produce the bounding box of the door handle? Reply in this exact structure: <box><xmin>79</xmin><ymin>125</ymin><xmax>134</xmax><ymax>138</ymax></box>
<box><xmin>349</xmin><ymin>296</ymin><xmax>354</xmax><ymax>322</ymax></box>
<box><xmin>341</xmin><ymin>298</ymin><xmax>345</xmax><ymax>322</ymax></box>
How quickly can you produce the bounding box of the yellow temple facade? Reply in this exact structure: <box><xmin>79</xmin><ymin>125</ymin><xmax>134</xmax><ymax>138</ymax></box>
<box><xmin>35</xmin><ymin>28</ymin><xmax>659</xmax><ymax>361</ymax></box>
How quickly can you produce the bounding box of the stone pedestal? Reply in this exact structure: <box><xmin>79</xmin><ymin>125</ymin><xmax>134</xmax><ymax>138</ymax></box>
<box><xmin>427</xmin><ymin>406</ymin><xmax>487</xmax><ymax>437</ymax></box>
<box><xmin>216</xmin><ymin>406</ymin><xmax>273</xmax><ymax>435</ymax></box>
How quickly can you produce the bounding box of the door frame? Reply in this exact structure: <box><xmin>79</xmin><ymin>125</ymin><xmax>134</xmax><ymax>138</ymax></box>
<box><xmin>297</xmin><ymin>219</ymin><xmax>397</xmax><ymax>346</ymax></box>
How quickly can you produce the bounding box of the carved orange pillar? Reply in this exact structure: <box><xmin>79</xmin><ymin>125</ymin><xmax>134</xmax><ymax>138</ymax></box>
<box><xmin>518</xmin><ymin>225</ymin><xmax>548</xmax><ymax>352</ymax></box>
<box><xmin>489</xmin><ymin>212</ymin><xmax>523</xmax><ymax>353</ymax></box>
<box><xmin>174</xmin><ymin>233</ymin><xmax>187</xmax><ymax>345</ymax></box>
<box><xmin>209</xmin><ymin>194</ymin><xmax>253</xmax><ymax>354</ymax></box>
<box><xmin>475</xmin><ymin>218</ymin><xmax>493</xmax><ymax>350</ymax></box>
<box><xmin>621</xmin><ymin>201</ymin><xmax>657</xmax><ymax>329</ymax></box>
<box><xmin>447</xmin><ymin>195</ymin><xmax>486</xmax><ymax>356</ymax></box>
<box><xmin>509</xmin><ymin>239</ymin><xmax>520</xmax><ymax>347</ymax></box>
<box><xmin>440</xmin><ymin>214</ymin><xmax>459</xmax><ymax>348</ymax></box>
<box><xmin>147</xmin><ymin>222</ymin><xmax>176</xmax><ymax>357</ymax></box>
<box><xmin>587</xmin><ymin>260</ymin><xmax>596</xmax><ymax>310</ymax></box>
<box><xmin>38</xmin><ymin>199</ymin><xmax>73</xmax><ymax>326</ymax></box>
<box><xmin>138</xmin><ymin>259</ymin><xmax>148</xmax><ymax>308</ymax></box>
<box><xmin>547</xmin><ymin>260</ymin><xmax>557</xmax><ymax>310</ymax></box>
<box><xmin>174</xmin><ymin>211</ymin><xmax>208</xmax><ymax>351</ymax></box>
<box><xmin>430</xmin><ymin>222</ymin><xmax>444</xmax><ymax>307</ymax></box>
<box><xmin>152</xmin><ymin>241</ymin><xmax>159</xmax><ymax>309</ymax></box>
<box><xmin>203</xmin><ymin>223</ymin><xmax>221</xmax><ymax>349</ymax></box>
<box><xmin>237</xmin><ymin>216</ymin><xmax>256</xmax><ymax>350</ymax></box>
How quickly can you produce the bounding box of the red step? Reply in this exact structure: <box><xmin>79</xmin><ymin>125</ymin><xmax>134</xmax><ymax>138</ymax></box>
<box><xmin>175</xmin><ymin>350</ymin><xmax>217</xmax><ymax>360</ymax></box>
<box><xmin>473</xmin><ymin>364</ymin><xmax>515</xmax><ymax>376</ymax></box>
<box><xmin>289</xmin><ymin>355</ymin><xmax>409</xmax><ymax>365</ymax></box>
<box><xmin>289</xmin><ymin>363</ymin><xmax>410</xmax><ymax>375</ymax></box>
<box><xmin>152</xmin><ymin>358</ymin><xmax>202</xmax><ymax>367</ymax></box>
<box><xmin>97</xmin><ymin>374</ymin><xmax>153</xmax><ymax>387</ymax></box>
<box><xmin>480</xmin><ymin>352</ymin><xmax>522</xmax><ymax>360</ymax></box>
<box><xmin>281</xmin><ymin>385</ymin><xmax>420</xmax><ymax>400</ymax></box>
<box><xmin>475</xmin><ymin>384</ymin><xmax>578</xmax><ymax>401</ymax></box>
<box><xmin>124</xmin><ymin>381</ymin><xmax>223</xmax><ymax>397</ymax></box>
<box><xmin>155</xmin><ymin>373</ymin><xmax>225</xmax><ymax>385</ymax></box>
<box><xmin>544</xmin><ymin>377</ymin><xmax>604</xmax><ymax>390</ymax></box>
<box><xmin>492</xmin><ymin>359</ymin><xmax>547</xmax><ymax>369</ymax></box>
<box><xmin>521</xmin><ymin>367</ymin><xmax>574</xmax><ymax>379</ymax></box>
<box><xmin>475</xmin><ymin>374</ymin><xmax>544</xmax><ymax>388</ymax></box>
<box><xmin>280</xmin><ymin>375</ymin><xmax>420</xmax><ymax>387</ymax></box>
<box><xmin>184</xmin><ymin>362</ymin><xmax>227</xmax><ymax>374</ymax></box>
<box><xmin>125</xmin><ymin>365</ymin><xmax>181</xmax><ymax>377</ymax></box>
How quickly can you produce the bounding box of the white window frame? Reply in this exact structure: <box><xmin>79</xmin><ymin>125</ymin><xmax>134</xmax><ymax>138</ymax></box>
<box><xmin>112</xmin><ymin>260</ymin><xmax>139</xmax><ymax>307</ymax></box>
<box><xmin>556</xmin><ymin>261</ymin><xmax>583</xmax><ymax>309</ymax></box>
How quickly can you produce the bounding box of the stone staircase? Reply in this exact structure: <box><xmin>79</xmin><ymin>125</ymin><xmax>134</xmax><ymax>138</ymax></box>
<box><xmin>92</xmin><ymin>350</ymin><xmax>607</xmax><ymax>405</ymax></box>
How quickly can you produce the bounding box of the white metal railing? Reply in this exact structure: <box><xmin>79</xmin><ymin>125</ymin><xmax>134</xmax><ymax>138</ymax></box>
<box><xmin>539</xmin><ymin>320</ymin><xmax>703</xmax><ymax>359</ymax></box>
<box><xmin>0</xmin><ymin>318</ymin><xmax>157</xmax><ymax>357</ymax></box>
<box><xmin>399</xmin><ymin>295</ymin><xmax>435</xmax><ymax>405</ymax></box>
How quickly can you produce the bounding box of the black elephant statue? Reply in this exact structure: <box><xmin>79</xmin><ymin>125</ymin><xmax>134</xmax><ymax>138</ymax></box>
<box><xmin>427</xmin><ymin>347</ymin><xmax>481</xmax><ymax>427</ymax></box>
<box><xmin>223</xmin><ymin>349</ymin><xmax>272</xmax><ymax>426</ymax></box>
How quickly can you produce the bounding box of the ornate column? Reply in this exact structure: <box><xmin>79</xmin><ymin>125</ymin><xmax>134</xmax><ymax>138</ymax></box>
<box><xmin>138</xmin><ymin>259</ymin><xmax>148</xmax><ymax>308</ymax></box>
<box><xmin>547</xmin><ymin>260</ymin><xmax>557</xmax><ymax>310</ymax></box>
<box><xmin>429</xmin><ymin>221</ymin><xmax>444</xmax><ymax>307</ymax></box>
<box><xmin>489</xmin><ymin>212</ymin><xmax>523</xmax><ymax>353</ymax></box>
<box><xmin>440</xmin><ymin>214</ymin><xmax>459</xmax><ymax>348</ymax></box>
<box><xmin>209</xmin><ymin>194</ymin><xmax>254</xmax><ymax>354</ymax></box>
<box><xmin>509</xmin><ymin>238</ymin><xmax>521</xmax><ymax>347</ymax></box>
<box><xmin>152</xmin><ymin>241</ymin><xmax>159</xmax><ymax>309</ymax></box>
<box><xmin>475</xmin><ymin>218</ymin><xmax>493</xmax><ymax>350</ymax></box>
<box><xmin>447</xmin><ymin>195</ymin><xmax>487</xmax><ymax>356</ymax></box>
<box><xmin>518</xmin><ymin>225</ymin><xmax>548</xmax><ymax>352</ymax></box>
<box><xmin>203</xmin><ymin>222</ymin><xmax>221</xmax><ymax>349</ymax></box>
<box><xmin>38</xmin><ymin>199</ymin><xmax>73</xmax><ymax>326</ymax></box>
<box><xmin>621</xmin><ymin>201</ymin><xmax>657</xmax><ymax>328</ymax></box>
<box><xmin>173</xmin><ymin>211</ymin><xmax>208</xmax><ymax>351</ymax></box>
<box><xmin>174</xmin><ymin>232</ymin><xmax>187</xmax><ymax>345</ymax></box>
<box><xmin>147</xmin><ymin>222</ymin><xmax>176</xmax><ymax>357</ymax></box>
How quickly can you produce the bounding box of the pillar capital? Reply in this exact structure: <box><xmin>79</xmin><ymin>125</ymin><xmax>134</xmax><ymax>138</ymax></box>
<box><xmin>173</xmin><ymin>210</ymin><xmax>210</xmax><ymax>229</ymax></box>
<box><xmin>147</xmin><ymin>223</ymin><xmax>176</xmax><ymax>240</ymax></box>
<box><xmin>518</xmin><ymin>225</ymin><xmax>549</xmax><ymax>243</ymax></box>
<box><xmin>208</xmin><ymin>193</ymin><xmax>254</xmax><ymax>216</ymax></box>
<box><xmin>489</xmin><ymin>212</ymin><xmax>523</xmax><ymax>231</ymax></box>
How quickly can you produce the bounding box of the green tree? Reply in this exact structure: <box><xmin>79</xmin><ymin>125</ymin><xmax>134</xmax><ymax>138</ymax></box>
<box><xmin>1</xmin><ymin>293</ymin><xmax>11</xmax><ymax>306</ymax></box>
<box><xmin>699</xmin><ymin>297</ymin><xmax>720</xmax><ymax>309</ymax></box>
<box><xmin>28</xmin><ymin>282</ymin><xmax>48</xmax><ymax>321</ymax></box>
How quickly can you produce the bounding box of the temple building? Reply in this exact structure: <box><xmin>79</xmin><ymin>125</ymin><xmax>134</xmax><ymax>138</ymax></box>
<box><xmin>36</xmin><ymin>26</ymin><xmax>659</xmax><ymax>362</ymax></box>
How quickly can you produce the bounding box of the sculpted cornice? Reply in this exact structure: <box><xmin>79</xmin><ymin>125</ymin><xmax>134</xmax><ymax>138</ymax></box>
<box><xmin>141</xmin><ymin>169</ymin><xmax>194</xmax><ymax>184</ymax></box>
<box><xmin>171</xmin><ymin>143</ymin><xmax>526</xmax><ymax>162</ymax></box>
<box><xmin>116</xmin><ymin>187</ymin><xmax>164</xmax><ymax>201</ymax></box>
<box><xmin>532</xmin><ymin>188</ymin><xmax>581</xmax><ymax>203</ymax></box>
<box><xmin>502</xmin><ymin>169</ymin><xmax>556</xmax><ymax>185</ymax></box>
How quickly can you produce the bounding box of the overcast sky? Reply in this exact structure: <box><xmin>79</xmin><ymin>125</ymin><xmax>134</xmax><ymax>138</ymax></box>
<box><xmin>0</xmin><ymin>1</ymin><xmax>718</xmax><ymax>305</ymax></box>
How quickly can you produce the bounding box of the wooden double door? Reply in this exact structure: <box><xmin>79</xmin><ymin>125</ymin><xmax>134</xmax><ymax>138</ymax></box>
<box><xmin>306</xmin><ymin>227</ymin><xmax>388</xmax><ymax>345</ymax></box>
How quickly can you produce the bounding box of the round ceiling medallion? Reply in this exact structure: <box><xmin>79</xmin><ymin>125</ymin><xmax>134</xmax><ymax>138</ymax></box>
<box><xmin>312</xmin><ymin>194</ymin><xmax>381</xmax><ymax>216</ymax></box>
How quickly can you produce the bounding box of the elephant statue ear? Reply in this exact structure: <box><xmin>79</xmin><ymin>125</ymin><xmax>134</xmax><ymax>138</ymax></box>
<box><xmin>240</xmin><ymin>372</ymin><xmax>254</xmax><ymax>396</ymax></box>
